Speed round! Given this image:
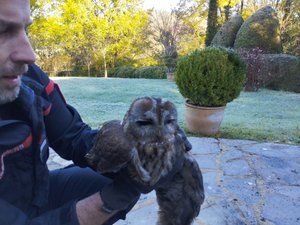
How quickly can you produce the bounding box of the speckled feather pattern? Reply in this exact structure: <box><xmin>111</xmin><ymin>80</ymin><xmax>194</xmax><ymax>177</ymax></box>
<box><xmin>86</xmin><ymin>97</ymin><xmax>204</xmax><ymax>225</ymax></box>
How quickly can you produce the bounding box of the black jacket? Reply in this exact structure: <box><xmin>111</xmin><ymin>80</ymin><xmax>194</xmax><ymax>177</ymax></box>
<box><xmin>0</xmin><ymin>64</ymin><xmax>97</xmax><ymax>224</ymax></box>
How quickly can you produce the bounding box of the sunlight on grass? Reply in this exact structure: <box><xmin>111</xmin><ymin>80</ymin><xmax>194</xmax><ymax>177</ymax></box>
<box><xmin>52</xmin><ymin>77</ymin><xmax>300</xmax><ymax>145</ymax></box>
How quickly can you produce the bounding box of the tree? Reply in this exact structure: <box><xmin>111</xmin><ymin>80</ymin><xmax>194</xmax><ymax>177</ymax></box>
<box><xmin>205</xmin><ymin>0</ymin><xmax>219</xmax><ymax>46</ymax></box>
<box><xmin>145</xmin><ymin>0</ymin><xmax>208</xmax><ymax>70</ymax></box>
<box><xmin>173</xmin><ymin>0</ymin><xmax>207</xmax><ymax>54</ymax></box>
<box><xmin>217</xmin><ymin>0</ymin><xmax>240</xmax><ymax>22</ymax></box>
<box><xmin>29</xmin><ymin>0</ymin><xmax>299</xmax><ymax>76</ymax></box>
<box><xmin>278</xmin><ymin>0</ymin><xmax>300</xmax><ymax>56</ymax></box>
<box><xmin>29</xmin><ymin>1</ymin><xmax>68</xmax><ymax>75</ymax></box>
<box><xmin>233</xmin><ymin>0</ymin><xmax>299</xmax><ymax>56</ymax></box>
<box><xmin>30</xmin><ymin>0</ymin><xmax>148</xmax><ymax>76</ymax></box>
<box><xmin>146</xmin><ymin>10</ymin><xmax>182</xmax><ymax>72</ymax></box>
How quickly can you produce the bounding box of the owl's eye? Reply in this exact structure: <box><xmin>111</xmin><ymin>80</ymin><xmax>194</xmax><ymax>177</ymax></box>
<box><xmin>136</xmin><ymin>119</ymin><xmax>153</xmax><ymax>126</ymax></box>
<box><xmin>165</xmin><ymin>119</ymin><xmax>176</xmax><ymax>125</ymax></box>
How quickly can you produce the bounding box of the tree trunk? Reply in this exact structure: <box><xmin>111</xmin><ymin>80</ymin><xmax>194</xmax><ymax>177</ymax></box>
<box><xmin>103</xmin><ymin>54</ymin><xmax>107</xmax><ymax>78</ymax></box>
<box><xmin>87</xmin><ymin>63</ymin><xmax>91</xmax><ymax>77</ymax></box>
<box><xmin>240</xmin><ymin>0</ymin><xmax>244</xmax><ymax>14</ymax></box>
<box><xmin>205</xmin><ymin>0</ymin><xmax>219</xmax><ymax>46</ymax></box>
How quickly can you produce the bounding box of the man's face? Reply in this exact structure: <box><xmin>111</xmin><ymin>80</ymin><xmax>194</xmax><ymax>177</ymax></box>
<box><xmin>0</xmin><ymin>0</ymin><xmax>35</xmax><ymax>105</ymax></box>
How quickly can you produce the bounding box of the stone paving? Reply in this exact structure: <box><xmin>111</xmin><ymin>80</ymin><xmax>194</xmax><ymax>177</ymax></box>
<box><xmin>48</xmin><ymin>137</ymin><xmax>300</xmax><ymax>225</ymax></box>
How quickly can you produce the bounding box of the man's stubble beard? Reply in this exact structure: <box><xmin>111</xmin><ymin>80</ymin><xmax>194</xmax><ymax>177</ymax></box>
<box><xmin>0</xmin><ymin>64</ymin><xmax>27</xmax><ymax>105</ymax></box>
<box><xmin>0</xmin><ymin>81</ymin><xmax>21</xmax><ymax>105</ymax></box>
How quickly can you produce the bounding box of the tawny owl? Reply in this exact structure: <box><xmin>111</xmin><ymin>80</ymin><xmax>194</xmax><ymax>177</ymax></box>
<box><xmin>86</xmin><ymin>120</ymin><xmax>133</xmax><ymax>173</ymax></box>
<box><xmin>86</xmin><ymin>96</ymin><xmax>205</xmax><ymax>225</ymax></box>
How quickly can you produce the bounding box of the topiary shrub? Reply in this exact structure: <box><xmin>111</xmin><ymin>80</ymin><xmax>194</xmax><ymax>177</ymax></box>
<box><xmin>211</xmin><ymin>14</ymin><xmax>244</xmax><ymax>48</ymax></box>
<box><xmin>175</xmin><ymin>47</ymin><xmax>246</xmax><ymax>107</ymax></box>
<box><xmin>259</xmin><ymin>54</ymin><xmax>300</xmax><ymax>92</ymax></box>
<box><xmin>234</xmin><ymin>6</ymin><xmax>283</xmax><ymax>53</ymax></box>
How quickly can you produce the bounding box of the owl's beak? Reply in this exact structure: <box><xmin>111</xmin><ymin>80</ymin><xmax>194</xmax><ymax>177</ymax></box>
<box><xmin>85</xmin><ymin>152</ymin><xmax>96</xmax><ymax>167</ymax></box>
<box><xmin>156</xmin><ymin>126</ymin><xmax>164</xmax><ymax>141</ymax></box>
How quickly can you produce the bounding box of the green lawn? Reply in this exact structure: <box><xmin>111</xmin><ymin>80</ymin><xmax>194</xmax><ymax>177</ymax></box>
<box><xmin>53</xmin><ymin>77</ymin><xmax>300</xmax><ymax>145</ymax></box>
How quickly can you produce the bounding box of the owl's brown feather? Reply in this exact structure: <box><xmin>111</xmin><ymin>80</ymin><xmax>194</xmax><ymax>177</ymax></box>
<box><xmin>85</xmin><ymin>120</ymin><xmax>133</xmax><ymax>173</ymax></box>
<box><xmin>123</xmin><ymin>97</ymin><xmax>204</xmax><ymax>225</ymax></box>
<box><xmin>155</xmin><ymin>154</ymin><xmax>204</xmax><ymax>225</ymax></box>
<box><xmin>87</xmin><ymin>97</ymin><xmax>204</xmax><ymax>225</ymax></box>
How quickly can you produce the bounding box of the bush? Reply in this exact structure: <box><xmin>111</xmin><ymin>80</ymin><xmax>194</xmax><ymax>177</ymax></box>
<box><xmin>175</xmin><ymin>47</ymin><xmax>246</xmax><ymax>107</ymax></box>
<box><xmin>108</xmin><ymin>67</ymin><xmax>119</xmax><ymax>77</ymax></box>
<box><xmin>239</xmin><ymin>48</ymin><xmax>264</xmax><ymax>91</ymax></box>
<box><xmin>134</xmin><ymin>66</ymin><xmax>167</xmax><ymax>79</ymax></box>
<box><xmin>67</xmin><ymin>65</ymin><xmax>100</xmax><ymax>77</ymax></box>
<box><xmin>109</xmin><ymin>66</ymin><xmax>167</xmax><ymax>79</ymax></box>
<box><xmin>259</xmin><ymin>54</ymin><xmax>300</xmax><ymax>93</ymax></box>
<box><xmin>234</xmin><ymin>6</ymin><xmax>282</xmax><ymax>53</ymax></box>
<box><xmin>109</xmin><ymin>66</ymin><xmax>137</xmax><ymax>78</ymax></box>
<box><xmin>211</xmin><ymin>14</ymin><xmax>244</xmax><ymax>48</ymax></box>
<box><xmin>56</xmin><ymin>71</ymin><xmax>73</xmax><ymax>77</ymax></box>
<box><xmin>54</xmin><ymin>66</ymin><xmax>101</xmax><ymax>77</ymax></box>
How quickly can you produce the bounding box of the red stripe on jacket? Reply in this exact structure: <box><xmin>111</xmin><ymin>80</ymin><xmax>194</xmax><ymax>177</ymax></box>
<box><xmin>0</xmin><ymin>134</ymin><xmax>33</xmax><ymax>179</ymax></box>
<box><xmin>45</xmin><ymin>80</ymin><xmax>54</xmax><ymax>95</ymax></box>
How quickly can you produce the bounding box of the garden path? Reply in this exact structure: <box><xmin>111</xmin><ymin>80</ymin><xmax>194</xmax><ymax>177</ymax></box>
<box><xmin>48</xmin><ymin>137</ymin><xmax>300</xmax><ymax>225</ymax></box>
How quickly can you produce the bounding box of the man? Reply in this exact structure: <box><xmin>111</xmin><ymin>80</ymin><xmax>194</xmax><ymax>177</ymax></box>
<box><xmin>0</xmin><ymin>0</ymin><xmax>186</xmax><ymax>224</ymax></box>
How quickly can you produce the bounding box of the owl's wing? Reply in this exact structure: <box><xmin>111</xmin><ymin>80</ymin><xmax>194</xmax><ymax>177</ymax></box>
<box><xmin>182</xmin><ymin>154</ymin><xmax>205</xmax><ymax>208</ymax></box>
<box><xmin>85</xmin><ymin>120</ymin><xmax>133</xmax><ymax>173</ymax></box>
<box><xmin>176</xmin><ymin>126</ymin><xmax>192</xmax><ymax>152</ymax></box>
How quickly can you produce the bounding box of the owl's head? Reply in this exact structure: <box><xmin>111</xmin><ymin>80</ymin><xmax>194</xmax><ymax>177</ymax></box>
<box><xmin>122</xmin><ymin>96</ymin><xmax>178</xmax><ymax>144</ymax></box>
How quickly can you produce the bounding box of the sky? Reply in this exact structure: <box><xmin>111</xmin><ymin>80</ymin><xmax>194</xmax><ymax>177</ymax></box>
<box><xmin>143</xmin><ymin>0</ymin><xmax>181</xmax><ymax>11</ymax></box>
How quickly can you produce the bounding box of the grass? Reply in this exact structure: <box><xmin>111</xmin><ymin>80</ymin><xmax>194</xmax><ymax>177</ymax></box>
<box><xmin>52</xmin><ymin>77</ymin><xmax>300</xmax><ymax>145</ymax></box>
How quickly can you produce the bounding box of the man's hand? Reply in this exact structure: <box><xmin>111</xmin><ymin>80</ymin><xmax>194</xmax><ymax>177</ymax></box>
<box><xmin>99</xmin><ymin>152</ymin><xmax>185</xmax><ymax>212</ymax></box>
<box><xmin>76</xmin><ymin>193</ymin><xmax>114</xmax><ymax>225</ymax></box>
<box><xmin>88</xmin><ymin>120</ymin><xmax>191</xmax><ymax>213</ymax></box>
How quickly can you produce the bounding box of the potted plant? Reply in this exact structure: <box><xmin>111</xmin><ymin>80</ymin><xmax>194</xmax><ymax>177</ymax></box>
<box><xmin>164</xmin><ymin>45</ymin><xmax>178</xmax><ymax>80</ymax></box>
<box><xmin>175</xmin><ymin>47</ymin><xmax>246</xmax><ymax>135</ymax></box>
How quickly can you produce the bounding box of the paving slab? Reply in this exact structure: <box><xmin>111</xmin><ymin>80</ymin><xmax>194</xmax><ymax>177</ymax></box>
<box><xmin>48</xmin><ymin>137</ymin><xmax>300</xmax><ymax>225</ymax></box>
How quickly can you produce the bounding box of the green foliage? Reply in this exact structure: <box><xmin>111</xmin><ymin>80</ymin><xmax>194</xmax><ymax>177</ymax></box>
<box><xmin>279</xmin><ymin>0</ymin><xmax>300</xmax><ymax>56</ymax></box>
<box><xmin>108</xmin><ymin>66</ymin><xmax>167</xmax><ymax>79</ymax></box>
<box><xmin>64</xmin><ymin>65</ymin><xmax>101</xmax><ymax>77</ymax></box>
<box><xmin>175</xmin><ymin>47</ymin><xmax>246</xmax><ymax>107</ymax></box>
<box><xmin>53</xmin><ymin>78</ymin><xmax>300</xmax><ymax>144</ymax></box>
<box><xmin>234</xmin><ymin>6</ymin><xmax>283</xmax><ymax>53</ymax></box>
<box><xmin>259</xmin><ymin>54</ymin><xmax>300</xmax><ymax>93</ymax></box>
<box><xmin>134</xmin><ymin>66</ymin><xmax>167</xmax><ymax>79</ymax></box>
<box><xmin>217</xmin><ymin>0</ymin><xmax>240</xmax><ymax>22</ymax></box>
<box><xmin>109</xmin><ymin>67</ymin><xmax>137</xmax><ymax>78</ymax></box>
<box><xmin>205</xmin><ymin>0</ymin><xmax>219</xmax><ymax>46</ymax></box>
<box><xmin>164</xmin><ymin>46</ymin><xmax>178</xmax><ymax>73</ymax></box>
<box><xmin>28</xmin><ymin>0</ymin><xmax>299</xmax><ymax>75</ymax></box>
<box><xmin>211</xmin><ymin>14</ymin><xmax>244</xmax><ymax>48</ymax></box>
<box><xmin>29</xmin><ymin>0</ymin><xmax>149</xmax><ymax>75</ymax></box>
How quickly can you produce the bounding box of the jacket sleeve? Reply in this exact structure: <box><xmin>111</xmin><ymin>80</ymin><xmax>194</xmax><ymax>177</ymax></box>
<box><xmin>0</xmin><ymin>198</ymin><xmax>79</xmax><ymax>225</ymax></box>
<box><xmin>25</xmin><ymin>64</ymin><xmax>97</xmax><ymax>167</ymax></box>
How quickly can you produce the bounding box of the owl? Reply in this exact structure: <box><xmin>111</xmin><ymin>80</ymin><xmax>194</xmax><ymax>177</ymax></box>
<box><xmin>86</xmin><ymin>96</ymin><xmax>205</xmax><ymax>225</ymax></box>
<box><xmin>86</xmin><ymin>120</ymin><xmax>133</xmax><ymax>173</ymax></box>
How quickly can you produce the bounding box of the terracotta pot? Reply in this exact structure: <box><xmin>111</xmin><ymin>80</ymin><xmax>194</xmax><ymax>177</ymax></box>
<box><xmin>167</xmin><ymin>72</ymin><xmax>175</xmax><ymax>80</ymax></box>
<box><xmin>185</xmin><ymin>101</ymin><xmax>226</xmax><ymax>135</ymax></box>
